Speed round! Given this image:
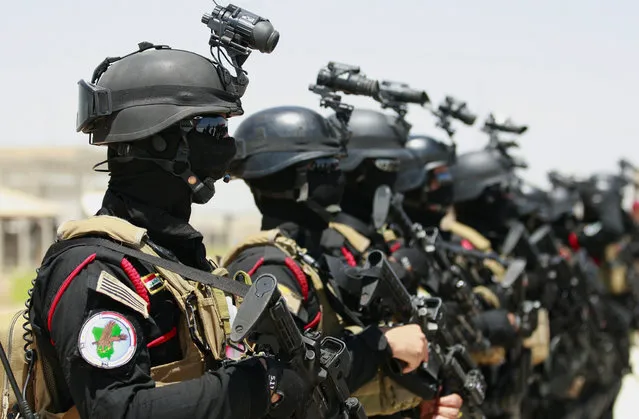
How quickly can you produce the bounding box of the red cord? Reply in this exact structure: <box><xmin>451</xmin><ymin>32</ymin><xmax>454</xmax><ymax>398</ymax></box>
<box><xmin>304</xmin><ymin>312</ymin><xmax>322</xmax><ymax>330</ymax></box>
<box><xmin>121</xmin><ymin>258</ymin><xmax>150</xmax><ymax>308</ymax></box>
<box><xmin>389</xmin><ymin>242</ymin><xmax>402</xmax><ymax>254</ymax></box>
<box><xmin>461</xmin><ymin>239</ymin><xmax>474</xmax><ymax>250</ymax></box>
<box><xmin>147</xmin><ymin>327</ymin><xmax>177</xmax><ymax>348</ymax></box>
<box><xmin>568</xmin><ymin>232</ymin><xmax>580</xmax><ymax>252</ymax></box>
<box><xmin>341</xmin><ymin>246</ymin><xmax>357</xmax><ymax>267</ymax></box>
<box><xmin>47</xmin><ymin>253</ymin><xmax>97</xmax><ymax>340</ymax></box>
<box><xmin>247</xmin><ymin>257</ymin><xmax>265</xmax><ymax>277</ymax></box>
<box><xmin>284</xmin><ymin>257</ymin><xmax>309</xmax><ymax>301</ymax></box>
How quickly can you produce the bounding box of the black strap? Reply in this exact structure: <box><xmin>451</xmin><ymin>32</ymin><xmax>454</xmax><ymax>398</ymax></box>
<box><xmin>50</xmin><ymin>237</ymin><xmax>250</xmax><ymax>297</ymax></box>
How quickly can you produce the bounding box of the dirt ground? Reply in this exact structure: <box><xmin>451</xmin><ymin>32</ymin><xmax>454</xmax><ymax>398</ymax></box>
<box><xmin>614</xmin><ymin>346</ymin><xmax>639</xmax><ymax>418</ymax></box>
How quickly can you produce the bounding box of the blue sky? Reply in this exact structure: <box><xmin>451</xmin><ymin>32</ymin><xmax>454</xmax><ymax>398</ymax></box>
<box><xmin>1</xmin><ymin>0</ymin><xmax>637</xmax><ymax>213</ymax></box>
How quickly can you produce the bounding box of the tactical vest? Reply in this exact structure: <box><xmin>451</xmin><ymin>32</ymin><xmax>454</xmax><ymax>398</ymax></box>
<box><xmin>329</xmin><ymin>222</ymin><xmax>372</xmax><ymax>259</ymax></box>
<box><xmin>600</xmin><ymin>240</ymin><xmax>630</xmax><ymax>295</ymax></box>
<box><xmin>2</xmin><ymin>216</ymin><xmax>231</xmax><ymax>419</ymax></box>
<box><xmin>222</xmin><ymin>228</ymin><xmax>423</xmax><ymax>416</ymax></box>
<box><xmin>439</xmin><ymin>214</ymin><xmax>506</xmax><ymax>279</ymax></box>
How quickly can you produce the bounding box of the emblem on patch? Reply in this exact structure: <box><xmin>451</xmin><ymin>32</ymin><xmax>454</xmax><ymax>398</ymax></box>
<box><xmin>96</xmin><ymin>270</ymin><xmax>149</xmax><ymax>318</ymax></box>
<box><xmin>141</xmin><ymin>273</ymin><xmax>165</xmax><ymax>295</ymax></box>
<box><xmin>78</xmin><ymin>311</ymin><xmax>137</xmax><ymax>369</ymax></box>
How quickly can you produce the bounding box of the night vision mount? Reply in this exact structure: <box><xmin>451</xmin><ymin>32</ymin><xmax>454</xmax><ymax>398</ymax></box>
<box><xmin>314</xmin><ymin>61</ymin><xmax>429</xmax><ymax>127</ymax></box>
<box><xmin>547</xmin><ymin>171</ymin><xmax>578</xmax><ymax>190</ymax></box>
<box><xmin>309</xmin><ymin>84</ymin><xmax>354</xmax><ymax>148</ymax></box>
<box><xmin>202</xmin><ymin>2</ymin><xmax>280</xmax><ymax>96</ymax></box>
<box><xmin>482</xmin><ymin>113</ymin><xmax>529</xmax><ymax>169</ymax></box>
<box><xmin>376</xmin><ymin>80</ymin><xmax>430</xmax><ymax>121</ymax></box>
<box><xmin>619</xmin><ymin>159</ymin><xmax>639</xmax><ymax>187</ymax></box>
<box><xmin>431</xmin><ymin>96</ymin><xmax>477</xmax><ymax>139</ymax></box>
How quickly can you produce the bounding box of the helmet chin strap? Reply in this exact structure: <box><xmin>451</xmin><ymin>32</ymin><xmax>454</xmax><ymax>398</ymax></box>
<box><xmin>107</xmin><ymin>134</ymin><xmax>216</xmax><ymax>204</ymax></box>
<box><xmin>299</xmin><ymin>186</ymin><xmax>339</xmax><ymax>223</ymax></box>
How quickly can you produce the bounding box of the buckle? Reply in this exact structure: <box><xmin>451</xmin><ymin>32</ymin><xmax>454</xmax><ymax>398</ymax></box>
<box><xmin>185</xmin><ymin>292</ymin><xmax>211</xmax><ymax>356</ymax></box>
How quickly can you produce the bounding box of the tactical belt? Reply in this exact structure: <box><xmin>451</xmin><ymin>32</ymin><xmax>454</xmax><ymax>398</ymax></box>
<box><xmin>45</xmin><ymin>237</ymin><xmax>251</xmax><ymax>297</ymax></box>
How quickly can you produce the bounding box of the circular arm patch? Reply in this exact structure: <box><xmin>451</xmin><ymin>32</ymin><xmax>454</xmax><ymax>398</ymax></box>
<box><xmin>78</xmin><ymin>311</ymin><xmax>137</xmax><ymax>369</ymax></box>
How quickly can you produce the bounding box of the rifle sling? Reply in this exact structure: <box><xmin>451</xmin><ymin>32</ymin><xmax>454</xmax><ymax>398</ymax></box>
<box><xmin>46</xmin><ymin>237</ymin><xmax>251</xmax><ymax>297</ymax></box>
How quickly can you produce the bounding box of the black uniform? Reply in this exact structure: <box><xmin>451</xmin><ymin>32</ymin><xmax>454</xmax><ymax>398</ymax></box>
<box><xmin>29</xmin><ymin>190</ymin><xmax>271</xmax><ymax>419</ymax></box>
<box><xmin>224</xmin><ymin>221</ymin><xmax>394</xmax><ymax>393</ymax></box>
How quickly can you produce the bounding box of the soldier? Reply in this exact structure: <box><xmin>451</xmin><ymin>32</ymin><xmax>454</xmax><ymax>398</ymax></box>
<box><xmin>223</xmin><ymin>105</ymin><xmax>464</xmax><ymax>419</ymax></box>
<box><xmin>4</xmin><ymin>43</ymin><xmax>315</xmax><ymax>419</ymax></box>
<box><xmin>567</xmin><ymin>173</ymin><xmax>635</xmax><ymax>419</ymax></box>
<box><xmin>396</xmin><ymin>135</ymin><xmax>521</xmax><ymax>350</ymax></box>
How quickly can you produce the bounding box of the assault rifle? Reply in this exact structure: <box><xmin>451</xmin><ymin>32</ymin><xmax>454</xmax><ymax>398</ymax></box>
<box><xmin>231</xmin><ymin>273</ymin><xmax>366</xmax><ymax>419</ymax></box>
<box><xmin>360</xmin><ymin>250</ymin><xmax>487</xmax><ymax>419</ymax></box>
<box><xmin>388</xmin><ymin>193</ymin><xmax>490</xmax><ymax>352</ymax></box>
<box><xmin>390</xmin><ymin>193</ymin><xmax>540</xmax><ymax>415</ymax></box>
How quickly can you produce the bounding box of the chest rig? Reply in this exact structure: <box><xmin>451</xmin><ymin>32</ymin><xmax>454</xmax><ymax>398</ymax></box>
<box><xmin>222</xmin><ymin>228</ymin><xmax>343</xmax><ymax>337</ymax></box>
<box><xmin>2</xmin><ymin>215</ymin><xmax>233</xmax><ymax>419</ymax></box>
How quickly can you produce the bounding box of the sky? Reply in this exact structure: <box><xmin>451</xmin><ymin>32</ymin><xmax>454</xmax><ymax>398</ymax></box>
<box><xmin>1</xmin><ymin>0</ymin><xmax>638</xmax><ymax>215</ymax></box>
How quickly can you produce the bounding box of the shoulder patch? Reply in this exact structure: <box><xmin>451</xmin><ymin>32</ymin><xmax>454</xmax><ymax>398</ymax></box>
<box><xmin>96</xmin><ymin>270</ymin><xmax>149</xmax><ymax>318</ymax></box>
<box><xmin>78</xmin><ymin>311</ymin><xmax>137</xmax><ymax>369</ymax></box>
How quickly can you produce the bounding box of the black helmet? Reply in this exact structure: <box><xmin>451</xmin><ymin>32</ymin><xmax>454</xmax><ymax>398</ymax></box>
<box><xmin>77</xmin><ymin>43</ymin><xmax>243</xmax><ymax>145</ymax></box>
<box><xmin>512</xmin><ymin>182</ymin><xmax>548</xmax><ymax>218</ymax></box>
<box><xmin>329</xmin><ymin>108</ymin><xmax>411</xmax><ymax>171</ymax></box>
<box><xmin>396</xmin><ymin>134</ymin><xmax>454</xmax><ymax>193</ymax></box>
<box><xmin>577</xmin><ymin>173</ymin><xmax>626</xmax><ymax>219</ymax></box>
<box><xmin>231</xmin><ymin>106</ymin><xmax>343</xmax><ymax>179</ymax></box>
<box><xmin>450</xmin><ymin>148</ymin><xmax>515</xmax><ymax>202</ymax></box>
<box><xmin>541</xmin><ymin>184</ymin><xmax>580</xmax><ymax>222</ymax></box>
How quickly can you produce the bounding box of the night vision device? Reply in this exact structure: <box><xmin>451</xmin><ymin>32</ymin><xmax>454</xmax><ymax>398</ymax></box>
<box><xmin>202</xmin><ymin>3</ymin><xmax>279</xmax><ymax>59</ymax></box>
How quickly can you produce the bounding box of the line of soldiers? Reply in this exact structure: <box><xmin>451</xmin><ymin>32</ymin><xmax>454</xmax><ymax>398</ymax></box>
<box><xmin>1</xmin><ymin>3</ymin><xmax>638</xmax><ymax>419</ymax></box>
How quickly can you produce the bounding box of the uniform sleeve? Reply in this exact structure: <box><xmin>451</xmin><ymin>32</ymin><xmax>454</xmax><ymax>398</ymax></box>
<box><xmin>36</xmin><ymin>253</ymin><xmax>269</xmax><ymax>419</ymax></box>
<box><xmin>340</xmin><ymin>326</ymin><xmax>393</xmax><ymax>392</ymax></box>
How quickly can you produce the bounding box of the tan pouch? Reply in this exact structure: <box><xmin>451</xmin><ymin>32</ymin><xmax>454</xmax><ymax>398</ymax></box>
<box><xmin>353</xmin><ymin>371</ymin><xmax>422</xmax><ymax>416</ymax></box>
<box><xmin>602</xmin><ymin>242</ymin><xmax>629</xmax><ymax>294</ymax></box>
<box><xmin>328</xmin><ymin>222</ymin><xmax>371</xmax><ymax>254</ymax></box>
<box><xmin>473</xmin><ymin>286</ymin><xmax>500</xmax><ymax>309</ymax></box>
<box><xmin>471</xmin><ymin>347</ymin><xmax>506</xmax><ymax>366</ymax></box>
<box><xmin>523</xmin><ymin>308</ymin><xmax>550</xmax><ymax>365</ymax></box>
<box><xmin>1</xmin><ymin>310</ymin><xmax>28</xmax><ymax>419</ymax></box>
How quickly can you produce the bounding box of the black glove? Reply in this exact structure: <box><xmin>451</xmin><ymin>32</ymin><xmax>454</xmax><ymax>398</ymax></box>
<box><xmin>262</xmin><ymin>357</ymin><xmax>311</xmax><ymax>418</ymax></box>
<box><xmin>472</xmin><ymin>309</ymin><xmax>518</xmax><ymax>348</ymax></box>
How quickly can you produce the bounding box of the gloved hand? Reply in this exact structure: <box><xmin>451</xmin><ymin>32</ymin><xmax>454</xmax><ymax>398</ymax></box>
<box><xmin>472</xmin><ymin>309</ymin><xmax>518</xmax><ymax>348</ymax></box>
<box><xmin>259</xmin><ymin>357</ymin><xmax>311</xmax><ymax>418</ymax></box>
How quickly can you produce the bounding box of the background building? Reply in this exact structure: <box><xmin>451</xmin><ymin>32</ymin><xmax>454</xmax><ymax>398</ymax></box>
<box><xmin>0</xmin><ymin>147</ymin><xmax>261</xmax><ymax>279</ymax></box>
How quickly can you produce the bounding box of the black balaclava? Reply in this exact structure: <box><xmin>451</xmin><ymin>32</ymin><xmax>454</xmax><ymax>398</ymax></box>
<box><xmin>247</xmin><ymin>160</ymin><xmax>346</xmax><ymax>252</ymax></box>
<box><xmin>404</xmin><ymin>188</ymin><xmax>449</xmax><ymax>229</ymax></box>
<box><xmin>341</xmin><ymin>159</ymin><xmax>399</xmax><ymax>225</ymax></box>
<box><xmin>454</xmin><ymin>183</ymin><xmax>519</xmax><ymax>248</ymax></box>
<box><xmin>403</xmin><ymin>166</ymin><xmax>454</xmax><ymax>229</ymax></box>
<box><xmin>99</xmin><ymin>124</ymin><xmax>236</xmax><ymax>267</ymax></box>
